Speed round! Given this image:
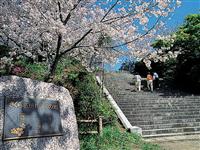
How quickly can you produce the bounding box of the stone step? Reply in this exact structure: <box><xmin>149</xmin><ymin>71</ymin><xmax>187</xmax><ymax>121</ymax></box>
<box><xmin>126</xmin><ymin>115</ymin><xmax>200</xmax><ymax>122</ymax></box>
<box><xmin>121</xmin><ymin>108</ymin><xmax>200</xmax><ymax>113</ymax></box>
<box><xmin>116</xmin><ymin>97</ymin><xmax>200</xmax><ymax>101</ymax></box>
<box><xmin>119</xmin><ymin>106</ymin><xmax>200</xmax><ymax>115</ymax></box>
<box><xmin>116</xmin><ymin>96</ymin><xmax>200</xmax><ymax>99</ymax></box>
<box><xmin>142</xmin><ymin>126</ymin><xmax>200</xmax><ymax>135</ymax></box>
<box><xmin>104</xmin><ymin>73</ymin><xmax>200</xmax><ymax>137</ymax></box>
<box><xmin>129</xmin><ymin>118</ymin><xmax>200</xmax><ymax>125</ymax></box>
<box><xmin>120</xmin><ymin>107</ymin><xmax>200</xmax><ymax>111</ymax></box>
<box><xmin>139</xmin><ymin>122</ymin><xmax>200</xmax><ymax>130</ymax></box>
<box><xmin>115</xmin><ymin>92</ymin><xmax>198</xmax><ymax>96</ymax></box>
<box><xmin>120</xmin><ymin>108</ymin><xmax>200</xmax><ymax>114</ymax></box>
<box><xmin>122</xmin><ymin>110</ymin><xmax>200</xmax><ymax>116</ymax></box>
<box><xmin>117</xmin><ymin>99</ymin><xmax>200</xmax><ymax>103</ymax></box>
<box><xmin>118</xmin><ymin>103</ymin><xmax>200</xmax><ymax>108</ymax></box>
<box><xmin>143</xmin><ymin>131</ymin><xmax>200</xmax><ymax>138</ymax></box>
<box><xmin>113</xmin><ymin>98</ymin><xmax>200</xmax><ymax>104</ymax></box>
<box><xmin>119</xmin><ymin>106</ymin><xmax>200</xmax><ymax>111</ymax></box>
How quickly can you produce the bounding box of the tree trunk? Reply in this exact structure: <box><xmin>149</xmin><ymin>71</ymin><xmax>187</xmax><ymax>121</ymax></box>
<box><xmin>44</xmin><ymin>54</ymin><xmax>61</xmax><ymax>82</ymax></box>
<box><xmin>44</xmin><ymin>33</ymin><xmax>62</xmax><ymax>82</ymax></box>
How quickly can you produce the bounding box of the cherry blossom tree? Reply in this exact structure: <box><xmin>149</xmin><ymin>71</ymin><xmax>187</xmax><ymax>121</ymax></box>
<box><xmin>0</xmin><ymin>0</ymin><xmax>181</xmax><ymax>80</ymax></box>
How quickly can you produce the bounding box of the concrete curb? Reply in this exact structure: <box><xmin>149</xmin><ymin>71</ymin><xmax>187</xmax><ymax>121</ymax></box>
<box><xmin>96</xmin><ymin>76</ymin><xmax>142</xmax><ymax>135</ymax></box>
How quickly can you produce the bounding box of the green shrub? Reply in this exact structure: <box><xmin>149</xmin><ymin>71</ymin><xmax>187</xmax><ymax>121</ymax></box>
<box><xmin>142</xmin><ymin>143</ymin><xmax>161</xmax><ymax>150</ymax></box>
<box><xmin>80</xmin><ymin>125</ymin><xmax>161</xmax><ymax>150</ymax></box>
<box><xmin>163</xmin><ymin>58</ymin><xmax>177</xmax><ymax>87</ymax></box>
<box><xmin>75</xmin><ymin>73</ymin><xmax>101</xmax><ymax>119</ymax></box>
<box><xmin>0</xmin><ymin>45</ymin><xmax>11</xmax><ymax>58</ymax></box>
<box><xmin>14</xmin><ymin>60</ymin><xmax>47</xmax><ymax>81</ymax></box>
<box><xmin>98</xmin><ymin>98</ymin><xmax>117</xmax><ymax>125</ymax></box>
<box><xmin>74</xmin><ymin>71</ymin><xmax>117</xmax><ymax>134</ymax></box>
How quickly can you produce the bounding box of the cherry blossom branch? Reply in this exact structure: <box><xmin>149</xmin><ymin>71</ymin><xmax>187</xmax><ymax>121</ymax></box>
<box><xmin>60</xmin><ymin>29</ymin><xmax>93</xmax><ymax>56</ymax></box>
<box><xmin>100</xmin><ymin>0</ymin><xmax>120</xmax><ymax>22</ymax></box>
<box><xmin>59</xmin><ymin>0</ymin><xmax>127</xmax><ymax>56</ymax></box>
<box><xmin>107</xmin><ymin>16</ymin><xmax>162</xmax><ymax>49</ymax></box>
<box><xmin>58</xmin><ymin>2</ymin><xmax>63</xmax><ymax>22</ymax></box>
<box><xmin>56</xmin><ymin>33</ymin><xmax>62</xmax><ymax>55</ymax></box>
<box><xmin>77</xmin><ymin>16</ymin><xmax>162</xmax><ymax>49</ymax></box>
<box><xmin>62</xmin><ymin>0</ymin><xmax>82</xmax><ymax>25</ymax></box>
<box><xmin>1</xmin><ymin>31</ymin><xmax>22</xmax><ymax>48</ymax></box>
<box><xmin>102</xmin><ymin>1</ymin><xmax>158</xmax><ymax>24</ymax></box>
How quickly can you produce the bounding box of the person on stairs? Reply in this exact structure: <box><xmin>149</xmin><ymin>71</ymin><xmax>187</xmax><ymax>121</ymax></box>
<box><xmin>135</xmin><ymin>72</ymin><xmax>142</xmax><ymax>91</ymax></box>
<box><xmin>147</xmin><ymin>72</ymin><xmax>153</xmax><ymax>92</ymax></box>
<box><xmin>153</xmin><ymin>72</ymin><xmax>159</xmax><ymax>89</ymax></box>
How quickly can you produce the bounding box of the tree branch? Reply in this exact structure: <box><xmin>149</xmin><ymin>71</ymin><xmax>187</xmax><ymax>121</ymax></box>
<box><xmin>100</xmin><ymin>0</ymin><xmax>119</xmax><ymax>22</ymax></box>
<box><xmin>102</xmin><ymin>2</ymin><xmax>158</xmax><ymax>24</ymax></box>
<box><xmin>59</xmin><ymin>28</ymin><xmax>93</xmax><ymax>56</ymax></box>
<box><xmin>77</xmin><ymin>16</ymin><xmax>162</xmax><ymax>49</ymax></box>
<box><xmin>106</xmin><ymin>16</ymin><xmax>162</xmax><ymax>49</ymax></box>
<box><xmin>63</xmin><ymin>0</ymin><xmax>82</xmax><ymax>25</ymax></box>
<box><xmin>56</xmin><ymin>33</ymin><xmax>62</xmax><ymax>55</ymax></box>
<box><xmin>58</xmin><ymin>2</ymin><xmax>63</xmax><ymax>22</ymax></box>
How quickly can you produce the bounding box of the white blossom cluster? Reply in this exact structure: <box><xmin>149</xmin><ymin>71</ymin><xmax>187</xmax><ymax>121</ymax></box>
<box><xmin>0</xmin><ymin>56</ymin><xmax>13</xmax><ymax>69</ymax></box>
<box><xmin>0</xmin><ymin>0</ymin><xmax>181</xmax><ymax>70</ymax></box>
<box><xmin>143</xmin><ymin>33</ymin><xmax>181</xmax><ymax>69</ymax></box>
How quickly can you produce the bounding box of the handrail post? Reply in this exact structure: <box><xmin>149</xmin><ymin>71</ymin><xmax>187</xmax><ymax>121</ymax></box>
<box><xmin>98</xmin><ymin>116</ymin><xmax>103</xmax><ymax>136</ymax></box>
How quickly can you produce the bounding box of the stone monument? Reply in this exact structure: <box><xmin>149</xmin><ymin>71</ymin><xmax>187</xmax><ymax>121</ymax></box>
<box><xmin>0</xmin><ymin>76</ymin><xmax>79</xmax><ymax>150</ymax></box>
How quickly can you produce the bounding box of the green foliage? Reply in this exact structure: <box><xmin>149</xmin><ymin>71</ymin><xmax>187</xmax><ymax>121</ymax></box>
<box><xmin>98</xmin><ymin>98</ymin><xmax>117</xmax><ymax>124</ymax></box>
<box><xmin>162</xmin><ymin>58</ymin><xmax>177</xmax><ymax>86</ymax></box>
<box><xmin>0</xmin><ymin>45</ymin><xmax>11</xmax><ymax>58</ymax></box>
<box><xmin>175</xmin><ymin>14</ymin><xmax>200</xmax><ymax>51</ymax></box>
<box><xmin>70</xmin><ymin>72</ymin><xmax>116</xmax><ymax>136</ymax></box>
<box><xmin>75</xmin><ymin>73</ymin><xmax>101</xmax><ymax>119</ymax></box>
<box><xmin>80</xmin><ymin>125</ymin><xmax>161</xmax><ymax>150</ymax></box>
<box><xmin>151</xmin><ymin>39</ymin><xmax>171</xmax><ymax>50</ymax></box>
<box><xmin>13</xmin><ymin>60</ymin><xmax>47</xmax><ymax>80</ymax></box>
<box><xmin>142</xmin><ymin>143</ymin><xmax>161</xmax><ymax>150</ymax></box>
<box><xmin>119</xmin><ymin>60</ymin><xmax>135</xmax><ymax>73</ymax></box>
<box><xmin>0</xmin><ymin>67</ymin><xmax>8</xmax><ymax>76</ymax></box>
<box><xmin>0</xmin><ymin>45</ymin><xmax>12</xmax><ymax>76</ymax></box>
<box><xmin>150</xmin><ymin>61</ymin><xmax>164</xmax><ymax>77</ymax></box>
<box><xmin>54</xmin><ymin>58</ymin><xmax>81</xmax><ymax>80</ymax></box>
<box><xmin>97</xmin><ymin>34</ymin><xmax>113</xmax><ymax>47</ymax></box>
<box><xmin>67</xmin><ymin>72</ymin><xmax>79</xmax><ymax>82</ymax></box>
<box><xmin>173</xmin><ymin>14</ymin><xmax>200</xmax><ymax>92</ymax></box>
<box><xmin>72</xmin><ymin>71</ymin><xmax>117</xmax><ymax>132</ymax></box>
<box><xmin>134</xmin><ymin>61</ymin><xmax>149</xmax><ymax>77</ymax></box>
<box><xmin>151</xmin><ymin>14</ymin><xmax>200</xmax><ymax>92</ymax></box>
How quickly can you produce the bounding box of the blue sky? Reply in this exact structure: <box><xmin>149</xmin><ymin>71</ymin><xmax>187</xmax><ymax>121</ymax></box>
<box><xmin>165</xmin><ymin>0</ymin><xmax>200</xmax><ymax>29</ymax></box>
<box><xmin>106</xmin><ymin>0</ymin><xmax>200</xmax><ymax>71</ymax></box>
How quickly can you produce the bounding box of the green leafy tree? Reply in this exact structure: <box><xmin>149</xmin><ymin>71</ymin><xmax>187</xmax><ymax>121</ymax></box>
<box><xmin>173</xmin><ymin>14</ymin><xmax>200</xmax><ymax>92</ymax></box>
<box><xmin>119</xmin><ymin>60</ymin><xmax>135</xmax><ymax>73</ymax></box>
<box><xmin>152</xmin><ymin>14</ymin><xmax>200</xmax><ymax>92</ymax></box>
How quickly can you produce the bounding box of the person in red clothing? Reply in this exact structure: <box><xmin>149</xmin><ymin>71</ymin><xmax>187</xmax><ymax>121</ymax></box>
<box><xmin>147</xmin><ymin>72</ymin><xmax>153</xmax><ymax>92</ymax></box>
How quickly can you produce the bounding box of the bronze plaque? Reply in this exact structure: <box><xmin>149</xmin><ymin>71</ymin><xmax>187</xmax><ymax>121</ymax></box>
<box><xmin>3</xmin><ymin>97</ymin><xmax>63</xmax><ymax>140</ymax></box>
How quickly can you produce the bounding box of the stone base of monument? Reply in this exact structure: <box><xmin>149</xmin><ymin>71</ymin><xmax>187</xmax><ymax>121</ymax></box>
<box><xmin>0</xmin><ymin>76</ymin><xmax>79</xmax><ymax>150</ymax></box>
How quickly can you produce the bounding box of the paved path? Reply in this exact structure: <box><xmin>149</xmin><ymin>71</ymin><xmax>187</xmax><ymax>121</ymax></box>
<box><xmin>155</xmin><ymin>140</ymin><xmax>200</xmax><ymax>150</ymax></box>
<box><xmin>145</xmin><ymin>135</ymin><xmax>200</xmax><ymax>150</ymax></box>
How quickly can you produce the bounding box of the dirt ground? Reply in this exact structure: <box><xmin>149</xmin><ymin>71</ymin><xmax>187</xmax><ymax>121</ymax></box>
<box><xmin>156</xmin><ymin>140</ymin><xmax>200</xmax><ymax>150</ymax></box>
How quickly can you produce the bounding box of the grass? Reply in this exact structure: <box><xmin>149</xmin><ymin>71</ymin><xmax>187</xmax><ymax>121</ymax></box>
<box><xmin>13</xmin><ymin>59</ymin><xmax>48</xmax><ymax>81</ymax></box>
<box><xmin>80</xmin><ymin>123</ymin><xmax>162</xmax><ymax>150</ymax></box>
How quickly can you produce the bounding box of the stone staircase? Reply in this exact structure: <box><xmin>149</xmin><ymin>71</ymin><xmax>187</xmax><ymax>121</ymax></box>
<box><xmin>104</xmin><ymin>72</ymin><xmax>200</xmax><ymax>137</ymax></box>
